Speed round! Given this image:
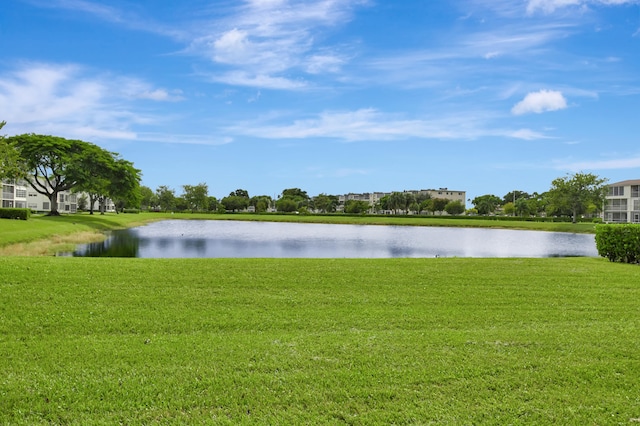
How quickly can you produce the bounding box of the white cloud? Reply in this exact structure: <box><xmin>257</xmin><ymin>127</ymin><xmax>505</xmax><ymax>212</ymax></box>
<box><xmin>511</xmin><ymin>90</ymin><xmax>568</xmax><ymax>115</ymax></box>
<box><xmin>508</xmin><ymin>128</ymin><xmax>550</xmax><ymax>140</ymax></box>
<box><xmin>0</xmin><ymin>63</ymin><xmax>181</xmax><ymax>141</ymax></box>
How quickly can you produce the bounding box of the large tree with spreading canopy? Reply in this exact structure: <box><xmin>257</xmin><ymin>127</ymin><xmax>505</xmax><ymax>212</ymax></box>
<box><xmin>6</xmin><ymin>133</ymin><xmax>141</xmax><ymax>215</ymax></box>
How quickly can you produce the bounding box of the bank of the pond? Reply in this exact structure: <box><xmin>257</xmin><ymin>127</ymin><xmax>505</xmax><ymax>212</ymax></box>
<box><xmin>0</xmin><ymin>212</ymin><xmax>597</xmax><ymax>256</ymax></box>
<box><xmin>1</xmin><ymin>256</ymin><xmax>639</xmax><ymax>424</ymax></box>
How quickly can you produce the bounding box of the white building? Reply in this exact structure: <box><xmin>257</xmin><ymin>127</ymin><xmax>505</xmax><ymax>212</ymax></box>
<box><xmin>1</xmin><ymin>179</ymin><xmax>115</xmax><ymax>214</ymax></box>
<box><xmin>603</xmin><ymin>179</ymin><xmax>640</xmax><ymax>223</ymax></box>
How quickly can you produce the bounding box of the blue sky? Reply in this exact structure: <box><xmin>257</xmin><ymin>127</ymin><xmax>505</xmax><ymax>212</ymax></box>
<box><xmin>1</xmin><ymin>0</ymin><xmax>639</xmax><ymax>201</ymax></box>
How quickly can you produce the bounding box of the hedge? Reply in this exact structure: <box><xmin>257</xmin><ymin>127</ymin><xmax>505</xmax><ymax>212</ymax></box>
<box><xmin>0</xmin><ymin>208</ymin><xmax>31</xmax><ymax>220</ymax></box>
<box><xmin>595</xmin><ymin>224</ymin><xmax>640</xmax><ymax>264</ymax></box>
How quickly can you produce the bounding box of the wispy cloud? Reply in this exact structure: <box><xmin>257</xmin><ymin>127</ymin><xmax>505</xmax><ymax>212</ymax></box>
<box><xmin>225</xmin><ymin>108</ymin><xmax>552</xmax><ymax>141</ymax></box>
<box><xmin>526</xmin><ymin>0</ymin><xmax>640</xmax><ymax>15</ymax></box>
<box><xmin>186</xmin><ymin>0</ymin><xmax>368</xmax><ymax>89</ymax></box>
<box><xmin>24</xmin><ymin>0</ymin><xmax>184</xmax><ymax>38</ymax></box>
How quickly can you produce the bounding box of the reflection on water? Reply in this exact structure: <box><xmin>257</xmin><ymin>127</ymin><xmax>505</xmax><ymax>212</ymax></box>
<box><xmin>75</xmin><ymin>231</ymin><xmax>140</xmax><ymax>257</ymax></box>
<box><xmin>72</xmin><ymin>220</ymin><xmax>598</xmax><ymax>259</ymax></box>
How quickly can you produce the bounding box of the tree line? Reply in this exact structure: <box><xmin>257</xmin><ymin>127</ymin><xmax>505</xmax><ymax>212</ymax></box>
<box><xmin>471</xmin><ymin>173</ymin><xmax>609</xmax><ymax>223</ymax></box>
<box><xmin>140</xmin><ymin>172</ymin><xmax>608</xmax><ymax>223</ymax></box>
<box><xmin>140</xmin><ymin>184</ymin><xmax>463</xmax><ymax>216</ymax></box>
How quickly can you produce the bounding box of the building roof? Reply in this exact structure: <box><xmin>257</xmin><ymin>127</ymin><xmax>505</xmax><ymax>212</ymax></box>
<box><xmin>609</xmin><ymin>179</ymin><xmax>640</xmax><ymax>186</ymax></box>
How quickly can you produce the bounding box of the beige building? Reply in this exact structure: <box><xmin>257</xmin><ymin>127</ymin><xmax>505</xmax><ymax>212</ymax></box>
<box><xmin>338</xmin><ymin>188</ymin><xmax>466</xmax><ymax>213</ymax></box>
<box><xmin>603</xmin><ymin>179</ymin><xmax>640</xmax><ymax>223</ymax></box>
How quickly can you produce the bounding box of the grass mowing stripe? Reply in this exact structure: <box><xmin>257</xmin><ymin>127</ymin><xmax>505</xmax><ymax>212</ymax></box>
<box><xmin>1</xmin><ymin>257</ymin><xmax>639</xmax><ymax>424</ymax></box>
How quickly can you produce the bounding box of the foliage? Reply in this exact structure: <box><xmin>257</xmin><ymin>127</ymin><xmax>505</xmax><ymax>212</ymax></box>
<box><xmin>0</xmin><ymin>121</ymin><xmax>25</xmax><ymax>180</ymax></box>
<box><xmin>502</xmin><ymin>190</ymin><xmax>530</xmax><ymax>205</ymax></box>
<box><xmin>276</xmin><ymin>197</ymin><xmax>298</xmax><ymax>212</ymax></box>
<box><xmin>139</xmin><ymin>186</ymin><xmax>157</xmax><ymax>210</ymax></box>
<box><xmin>281</xmin><ymin>188</ymin><xmax>308</xmax><ymax>199</ymax></box>
<box><xmin>278</xmin><ymin>188</ymin><xmax>309</xmax><ymax>211</ymax></box>
<box><xmin>386</xmin><ymin>191</ymin><xmax>412</xmax><ymax>214</ymax></box>
<box><xmin>595</xmin><ymin>224</ymin><xmax>640</xmax><ymax>264</ymax></box>
<box><xmin>156</xmin><ymin>186</ymin><xmax>176</xmax><ymax>212</ymax></box>
<box><xmin>444</xmin><ymin>200</ymin><xmax>465</xmax><ymax>215</ymax></box>
<box><xmin>0</xmin><ymin>207</ymin><xmax>30</xmax><ymax>220</ymax></box>
<box><xmin>221</xmin><ymin>189</ymin><xmax>250</xmax><ymax>212</ymax></box>
<box><xmin>312</xmin><ymin>193</ymin><xmax>339</xmax><ymax>213</ymax></box>
<box><xmin>6</xmin><ymin>133</ymin><xmax>140</xmax><ymax>216</ymax></box>
<box><xmin>221</xmin><ymin>194</ymin><xmax>250</xmax><ymax>212</ymax></box>
<box><xmin>1</xmin><ymin>257</ymin><xmax>640</xmax><ymax>424</ymax></box>
<box><xmin>207</xmin><ymin>196</ymin><xmax>219</xmax><ymax>212</ymax></box>
<box><xmin>503</xmin><ymin>201</ymin><xmax>515</xmax><ymax>216</ymax></box>
<box><xmin>344</xmin><ymin>199</ymin><xmax>370</xmax><ymax>214</ymax></box>
<box><xmin>250</xmin><ymin>195</ymin><xmax>272</xmax><ymax>213</ymax></box>
<box><xmin>182</xmin><ymin>183</ymin><xmax>209</xmax><ymax>212</ymax></box>
<box><xmin>472</xmin><ymin>194</ymin><xmax>502</xmax><ymax>215</ymax></box>
<box><xmin>547</xmin><ymin>172</ymin><xmax>608</xmax><ymax>223</ymax></box>
<box><xmin>431</xmin><ymin>198</ymin><xmax>449</xmax><ymax>215</ymax></box>
<box><xmin>6</xmin><ymin>134</ymin><xmax>92</xmax><ymax>215</ymax></box>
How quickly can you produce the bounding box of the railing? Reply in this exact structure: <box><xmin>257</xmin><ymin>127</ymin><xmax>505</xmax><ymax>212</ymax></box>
<box><xmin>2</xmin><ymin>191</ymin><xmax>14</xmax><ymax>200</ymax></box>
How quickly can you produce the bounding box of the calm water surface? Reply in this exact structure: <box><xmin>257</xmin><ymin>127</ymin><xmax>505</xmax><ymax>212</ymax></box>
<box><xmin>72</xmin><ymin>220</ymin><xmax>598</xmax><ymax>258</ymax></box>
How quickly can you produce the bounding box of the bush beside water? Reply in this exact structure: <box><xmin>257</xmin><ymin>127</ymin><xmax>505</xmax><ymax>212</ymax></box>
<box><xmin>595</xmin><ymin>224</ymin><xmax>640</xmax><ymax>264</ymax></box>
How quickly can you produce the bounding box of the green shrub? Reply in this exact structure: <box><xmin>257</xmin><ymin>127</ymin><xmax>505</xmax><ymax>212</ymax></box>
<box><xmin>122</xmin><ymin>208</ymin><xmax>140</xmax><ymax>214</ymax></box>
<box><xmin>595</xmin><ymin>224</ymin><xmax>640</xmax><ymax>264</ymax></box>
<box><xmin>0</xmin><ymin>208</ymin><xmax>30</xmax><ymax>220</ymax></box>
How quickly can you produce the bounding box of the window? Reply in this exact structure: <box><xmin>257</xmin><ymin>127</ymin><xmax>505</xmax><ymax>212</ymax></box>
<box><xmin>609</xmin><ymin>186</ymin><xmax>624</xmax><ymax>196</ymax></box>
<box><xmin>635</xmin><ymin>200</ymin><xmax>640</xmax><ymax>210</ymax></box>
<box><xmin>59</xmin><ymin>193</ymin><xmax>65</xmax><ymax>203</ymax></box>
<box><xmin>2</xmin><ymin>185</ymin><xmax>14</xmax><ymax>199</ymax></box>
<box><xmin>2</xmin><ymin>200</ymin><xmax>13</xmax><ymax>208</ymax></box>
<box><xmin>632</xmin><ymin>185</ymin><xmax>640</xmax><ymax>198</ymax></box>
<box><xmin>43</xmin><ymin>202</ymin><xmax>50</xmax><ymax>210</ymax></box>
<box><xmin>607</xmin><ymin>212</ymin><xmax>628</xmax><ymax>222</ymax></box>
<box><xmin>28</xmin><ymin>203</ymin><xmax>38</xmax><ymax>209</ymax></box>
<box><xmin>607</xmin><ymin>199</ymin><xmax>627</xmax><ymax>211</ymax></box>
<box><xmin>15</xmin><ymin>189</ymin><xmax>27</xmax><ymax>198</ymax></box>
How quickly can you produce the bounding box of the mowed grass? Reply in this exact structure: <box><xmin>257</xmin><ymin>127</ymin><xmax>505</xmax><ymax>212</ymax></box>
<box><xmin>1</xmin><ymin>257</ymin><xmax>639</xmax><ymax>424</ymax></box>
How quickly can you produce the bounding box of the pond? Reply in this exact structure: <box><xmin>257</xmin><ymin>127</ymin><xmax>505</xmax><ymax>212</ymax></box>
<box><xmin>70</xmin><ymin>220</ymin><xmax>599</xmax><ymax>258</ymax></box>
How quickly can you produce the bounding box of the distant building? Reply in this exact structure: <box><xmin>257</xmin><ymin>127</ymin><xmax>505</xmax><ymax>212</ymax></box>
<box><xmin>337</xmin><ymin>188</ymin><xmax>466</xmax><ymax>213</ymax></box>
<box><xmin>603</xmin><ymin>179</ymin><xmax>640</xmax><ymax>223</ymax></box>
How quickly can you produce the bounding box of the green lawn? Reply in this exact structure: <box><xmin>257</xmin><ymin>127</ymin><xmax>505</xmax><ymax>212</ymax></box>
<box><xmin>1</xmin><ymin>257</ymin><xmax>639</xmax><ymax>424</ymax></box>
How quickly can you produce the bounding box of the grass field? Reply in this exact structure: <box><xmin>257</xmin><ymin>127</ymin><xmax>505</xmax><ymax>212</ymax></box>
<box><xmin>1</xmin><ymin>256</ymin><xmax>639</xmax><ymax>424</ymax></box>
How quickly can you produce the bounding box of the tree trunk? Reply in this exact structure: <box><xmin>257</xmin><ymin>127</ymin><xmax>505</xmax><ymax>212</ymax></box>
<box><xmin>47</xmin><ymin>192</ymin><xmax>60</xmax><ymax>216</ymax></box>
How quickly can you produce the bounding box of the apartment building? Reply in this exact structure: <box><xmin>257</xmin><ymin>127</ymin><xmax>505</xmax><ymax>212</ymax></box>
<box><xmin>337</xmin><ymin>188</ymin><xmax>466</xmax><ymax>212</ymax></box>
<box><xmin>1</xmin><ymin>179</ymin><xmax>115</xmax><ymax>214</ymax></box>
<box><xmin>603</xmin><ymin>179</ymin><xmax>640</xmax><ymax>223</ymax></box>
